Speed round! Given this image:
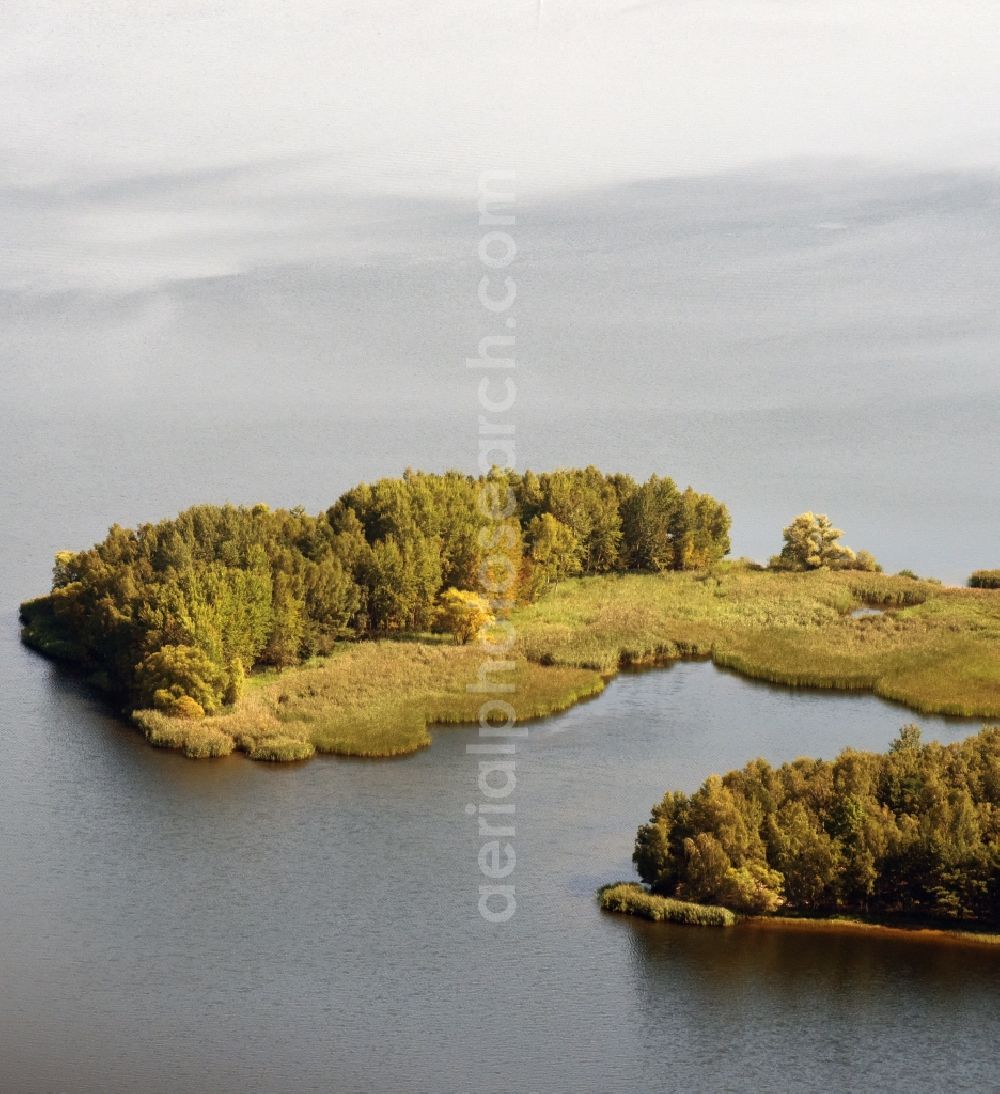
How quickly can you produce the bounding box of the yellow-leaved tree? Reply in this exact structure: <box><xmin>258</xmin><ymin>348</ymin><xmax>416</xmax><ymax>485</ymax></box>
<box><xmin>435</xmin><ymin>588</ymin><xmax>495</xmax><ymax>645</ymax></box>
<box><xmin>771</xmin><ymin>512</ymin><xmax>879</xmax><ymax>572</ymax></box>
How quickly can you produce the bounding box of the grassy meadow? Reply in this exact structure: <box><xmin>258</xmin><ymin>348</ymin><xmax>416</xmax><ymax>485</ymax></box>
<box><xmin>515</xmin><ymin>566</ymin><xmax>1000</xmax><ymax>717</ymax></box>
<box><xmin>135</xmin><ymin>565</ymin><xmax>1000</xmax><ymax>760</ymax></box>
<box><xmin>136</xmin><ymin>640</ymin><xmax>604</xmax><ymax>760</ymax></box>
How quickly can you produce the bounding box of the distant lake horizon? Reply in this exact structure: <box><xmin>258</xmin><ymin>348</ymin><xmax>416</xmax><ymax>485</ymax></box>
<box><xmin>5</xmin><ymin>163</ymin><xmax>997</xmax><ymax>594</ymax></box>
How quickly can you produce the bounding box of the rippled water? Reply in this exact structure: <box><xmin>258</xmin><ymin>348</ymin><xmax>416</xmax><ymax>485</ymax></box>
<box><xmin>2</xmin><ymin>622</ymin><xmax>997</xmax><ymax>1093</ymax></box>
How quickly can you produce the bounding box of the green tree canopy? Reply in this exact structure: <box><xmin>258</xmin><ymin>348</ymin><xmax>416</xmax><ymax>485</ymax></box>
<box><xmin>634</xmin><ymin>725</ymin><xmax>1000</xmax><ymax>925</ymax></box>
<box><xmin>21</xmin><ymin>467</ymin><xmax>732</xmax><ymax>714</ymax></box>
<box><xmin>524</xmin><ymin>513</ymin><xmax>583</xmax><ymax>599</ymax></box>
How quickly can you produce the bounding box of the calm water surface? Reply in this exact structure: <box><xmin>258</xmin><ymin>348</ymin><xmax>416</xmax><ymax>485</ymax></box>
<box><xmin>2</xmin><ymin>618</ymin><xmax>997</xmax><ymax>1093</ymax></box>
<box><xmin>3</xmin><ymin>166</ymin><xmax>1000</xmax><ymax>1090</ymax></box>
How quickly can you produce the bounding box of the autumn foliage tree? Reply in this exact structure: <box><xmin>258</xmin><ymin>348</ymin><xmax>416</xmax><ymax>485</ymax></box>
<box><xmin>523</xmin><ymin>513</ymin><xmax>583</xmax><ymax>599</ymax></box>
<box><xmin>135</xmin><ymin>644</ymin><xmax>227</xmax><ymax>714</ymax></box>
<box><xmin>770</xmin><ymin>512</ymin><xmax>879</xmax><ymax>572</ymax></box>
<box><xmin>435</xmin><ymin>588</ymin><xmax>495</xmax><ymax>644</ymax></box>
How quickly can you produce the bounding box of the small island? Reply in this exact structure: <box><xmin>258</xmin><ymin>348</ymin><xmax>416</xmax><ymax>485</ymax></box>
<box><xmin>19</xmin><ymin>466</ymin><xmax>1000</xmax><ymax>763</ymax></box>
<box><xmin>601</xmin><ymin>722</ymin><xmax>1000</xmax><ymax>936</ymax></box>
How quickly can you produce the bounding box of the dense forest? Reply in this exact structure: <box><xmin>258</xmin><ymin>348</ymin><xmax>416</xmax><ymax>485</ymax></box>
<box><xmin>633</xmin><ymin>725</ymin><xmax>1000</xmax><ymax>927</ymax></box>
<box><xmin>20</xmin><ymin>467</ymin><xmax>730</xmax><ymax>716</ymax></box>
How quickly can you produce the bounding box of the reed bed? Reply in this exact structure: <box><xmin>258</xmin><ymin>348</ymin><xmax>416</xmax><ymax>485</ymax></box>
<box><xmin>135</xmin><ymin>641</ymin><xmax>603</xmax><ymax>761</ymax></box>
<box><xmin>134</xmin><ymin>568</ymin><xmax>1000</xmax><ymax>761</ymax></box>
<box><xmin>598</xmin><ymin>883</ymin><xmax>738</xmax><ymax>927</ymax></box>
<box><xmin>134</xmin><ymin>709</ymin><xmax>235</xmax><ymax>758</ymax></box>
<box><xmin>513</xmin><ymin>569</ymin><xmax>1000</xmax><ymax>718</ymax></box>
<box><xmin>244</xmin><ymin>736</ymin><xmax>316</xmax><ymax>762</ymax></box>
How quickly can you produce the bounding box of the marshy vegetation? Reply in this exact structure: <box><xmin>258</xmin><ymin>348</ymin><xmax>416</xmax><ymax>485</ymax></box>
<box><xmin>18</xmin><ymin>466</ymin><xmax>1000</xmax><ymax>761</ymax></box>
<box><xmin>133</xmin><ymin>641</ymin><xmax>603</xmax><ymax>760</ymax></box>
<box><xmin>598</xmin><ymin>882</ymin><xmax>737</xmax><ymax>926</ymax></box>
<box><xmin>515</xmin><ymin>566</ymin><xmax>1000</xmax><ymax>718</ymax></box>
<box><xmin>83</xmin><ymin>564</ymin><xmax>1000</xmax><ymax>761</ymax></box>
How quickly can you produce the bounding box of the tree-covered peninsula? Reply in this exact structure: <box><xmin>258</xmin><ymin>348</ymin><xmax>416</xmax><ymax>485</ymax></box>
<box><xmin>19</xmin><ymin>467</ymin><xmax>1000</xmax><ymax>762</ymax></box>
<box><xmin>606</xmin><ymin>724</ymin><xmax>1000</xmax><ymax>931</ymax></box>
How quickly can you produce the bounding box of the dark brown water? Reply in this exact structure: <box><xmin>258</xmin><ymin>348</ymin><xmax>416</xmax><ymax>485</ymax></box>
<box><xmin>2</xmin><ymin>617</ymin><xmax>997</xmax><ymax>1093</ymax></box>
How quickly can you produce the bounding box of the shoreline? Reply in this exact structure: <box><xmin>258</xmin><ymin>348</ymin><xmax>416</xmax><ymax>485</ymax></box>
<box><xmin>22</xmin><ymin>569</ymin><xmax>1000</xmax><ymax>762</ymax></box>
<box><xmin>599</xmin><ymin>884</ymin><xmax>1000</xmax><ymax>948</ymax></box>
<box><xmin>66</xmin><ymin>640</ymin><xmax>993</xmax><ymax>763</ymax></box>
<box><xmin>741</xmin><ymin>914</ymin><xmax>1000</xmax><ymax>949</ymax></box>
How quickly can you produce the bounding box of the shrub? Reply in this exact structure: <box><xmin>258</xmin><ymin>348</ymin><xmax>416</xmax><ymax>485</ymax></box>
<box><xmin>137</xmin><ymin>645</ymin><xmax>227</xmax><ymax>714</ymax></box>
<box><xmin>771</xmin><ymin>512</ymin><xmax>879</xmax><ymax>573</ymax></box>
<box><xmin>223</xmin><ymin>658</ymin><xmax>246</xmax><ymax>706</ymax></box>
<box><xmin>851</xmin><ymin>550</ymin><xmax>882</xmax><ymax>573</ymax></box>
<box><xmin>969</xmin><ymin>570</ymin><xmax>1000</xmax><ymax>590</ymax></box>
<box><xmin>719</xmin><ymin>863</ymin><xmax>784</xmax><ymax>914</ymax></box>
<box><xmin>171</xmin><ymin>694</ymin><xmax>206</xmax><ymax>719</ymax></box>
<box><xmin>724</xmin><ymin>557</ymin><xmax>765</xmax><ymax>572</ymax></box>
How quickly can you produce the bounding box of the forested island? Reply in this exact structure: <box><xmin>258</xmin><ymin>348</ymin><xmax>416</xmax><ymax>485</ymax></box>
<box><xmin>19</xmin><ymin>466</ymin><xmax>1000</xmax><ymax>764</ymax></box>
<box><xmin>601</xmin><ymin>723</ymin><xmax>1000</xmax><ymax>933</ymax></box>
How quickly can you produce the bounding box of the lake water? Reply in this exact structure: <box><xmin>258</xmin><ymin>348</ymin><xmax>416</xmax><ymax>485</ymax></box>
<box><xmin>4</xmin><ymin>166</ymin><xmax>1000</xmax><ymax>585</ymax></box>
<box><xmin>2</xmin><ymin>625</ymin><xmax>998</xmax><ymax>1093</ymax></box>
<box><xmin>3</xmin><ymin>164</ymin><xmax>1000</xmax><ymax>1091</ymax></box>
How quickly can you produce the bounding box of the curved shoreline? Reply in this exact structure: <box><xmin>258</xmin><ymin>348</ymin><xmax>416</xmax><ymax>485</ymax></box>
<box><xmin>26</xmin><ymin>625</ymin><xmax>990</xmax><ymax>764</ymax></box>
<box><xmin>22</xmin><ymin>569</ymin><xmax>1000</xmax><ymax>761</ymax></box>
<box><xmin>173</xmin><ymin>639</ymin><xmax>997</xmax><ymax>763</ymax></box>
